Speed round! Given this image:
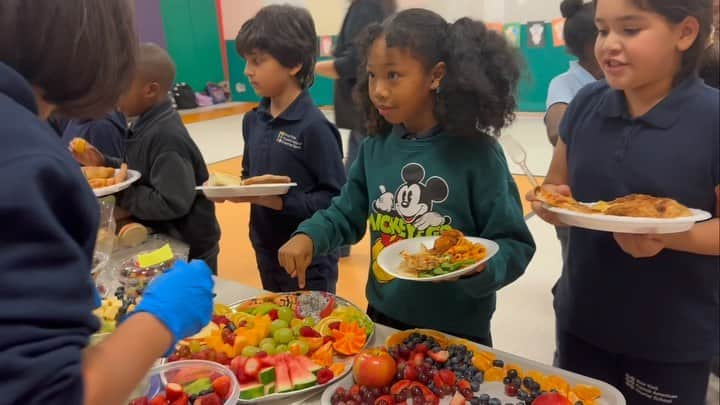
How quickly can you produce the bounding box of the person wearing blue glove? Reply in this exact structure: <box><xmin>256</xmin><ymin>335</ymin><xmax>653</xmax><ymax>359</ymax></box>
<box><xmin>0</xmin><ymin>1</ymin><xmax>215</xmax><ymax>405</ymax></box>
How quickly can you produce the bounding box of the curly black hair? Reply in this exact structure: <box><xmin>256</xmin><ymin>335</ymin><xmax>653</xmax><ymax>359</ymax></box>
<box><xmin>353</xmin><ymin>8</ymin><xmax>522</xmax><ymax>138</ymax></box>
<box><xmin>561</xmin><ymin>0</ymin><xmax>597</xmax><ymax>59</ymax></box>
<box><xmin>235</xmin><ymin>5</ymin><xmax>318</xmax><ymax>89</ymax></box>
<box><xmin>594</xmin><ymin>0</ymin><xmax>713</xmax><ymax>82</ymax></box>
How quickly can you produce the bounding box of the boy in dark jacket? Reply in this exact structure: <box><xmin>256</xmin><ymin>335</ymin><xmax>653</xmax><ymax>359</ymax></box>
<box><xmin>74</xmin><ymin>43</ymin><xmax>221</xmax><ymax>272</ymax></box>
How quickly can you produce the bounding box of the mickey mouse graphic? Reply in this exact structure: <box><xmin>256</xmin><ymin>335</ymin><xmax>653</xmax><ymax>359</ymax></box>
<box><xmin>373</xmin><ymin>163</ymin><xmax>450</xmax><ymax>230</ymax></box>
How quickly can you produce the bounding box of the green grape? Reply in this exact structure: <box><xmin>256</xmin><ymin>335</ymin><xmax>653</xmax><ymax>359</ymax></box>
<box><xmin>292</xmin><ymin>325</ymin><xmax>303</xmax><ymax>337</ymax></box>
<box><xmin>270</xmin><ymin>319</ymin><xmax>289</xmax><ymax>333</ymax></box>
<box><xmin>241</xmin><ymin>346</ymin><xmax>260</xmax><ymax>357</ymax></box>
<box><xmin>260</xmin><ymin>342</ymin><xmax>276</xmax><ymax>355</ymax></box>
<box><xmin>301</xmin><ymin>317</ymin><xmax>316</xmax><ymax>327</ymax></box>
<box><xmin>277</xmin><ymin>307</ymin><xmax>295</xmax><ymax>323</ymax></box>
<box><xmin>289</xmin><ymin>339</ymin><xmax>309</xmax><ymax>355</ymax></box>
<box><xmin>259</xmin><ymin>337</ymin><xmax>275</xmax><ymax>347</ymax></box>
<box><xmin>273</xmin><ymin>328</ymin><xmax>293</xmax><ymax>344</ymax></box>
<box><xmin>275</xmin><ymin>344</ymin><xmax>289</xmax><ymax>353</ymax></box>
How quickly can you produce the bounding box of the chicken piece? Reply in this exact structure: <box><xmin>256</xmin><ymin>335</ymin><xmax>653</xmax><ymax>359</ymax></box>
<box><xmin>534</xmin><ymin>186</ymin><xmax>600</xmax><ymax>214</ymax></box>
<box><xmin>603</xmin><ymin>194</ymin><xmax>692</xmax><ymax>218</ymax></box>
<box><xmin>432</xmin><ymin>229</ymin><xmax>464</xmax><ymax>254</ymax></box>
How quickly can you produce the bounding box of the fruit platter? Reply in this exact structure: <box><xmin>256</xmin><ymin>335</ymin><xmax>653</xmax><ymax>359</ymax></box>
<box><xmin>166</xmin><ymin>291</ymin><xmax>375</xmax><ymax>403</ymax></box>
<box><xmin>128</xmin><ymin>360</ymin><xmax>240</xmax><ymax>405</ymax></box>
<box><xmin>321</xmin><ymin>329</ymin><xmax>625</xmax><ymax>405</ymax></box>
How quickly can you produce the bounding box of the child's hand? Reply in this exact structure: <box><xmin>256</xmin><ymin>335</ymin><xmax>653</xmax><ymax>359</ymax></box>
<box><xmin>278</xmin><ymin>234</ymin><xmax>314</xmax><ymax>288</ymax></box>
<box><xmin>68</xmin><ymin>138</ymin><xmax>105</xmax><ymax>166</ymax></box>
<box><xmin>525</xmin><ymin>184</ymin><xmax>571</xmax><ymax>226</ymax></box>
<box><xmin>613</xmin><ymin>233</ymin><xmax>666</xmax><ymax>258</ymax></box>
<box><xmin>132</xmin><ymin>260</ymin><xmax>214</xmax><ymax>351</ymax></box>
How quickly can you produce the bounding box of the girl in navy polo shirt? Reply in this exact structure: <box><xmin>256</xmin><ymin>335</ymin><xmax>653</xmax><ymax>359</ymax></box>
<box><xmin>528</xmin><ymin>0</ymin><xmax>718</xmax><ymax>404</ymax></box>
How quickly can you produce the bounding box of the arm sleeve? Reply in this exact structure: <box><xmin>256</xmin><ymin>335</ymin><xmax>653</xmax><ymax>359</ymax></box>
<box><xmin>295</xmin><ymin>143</ymin><xmax>370</xmax><ymax>256</ymax></box>
<box><xmin>0</xmin><ymin>155</ymin><xmax>99</xmax><ymax>404</ymax></box>
<box><xmin>118</xmin><ymin>151</ymin><xmax>197</xmax><ymax>221</ymax></box>
<box><xmin>458</xmin><ymin>149</ymin><xmax>536</xmax><ymax>298</ymax></box>
<box><xmin>281</xmin><ymin>120</ymin><xmax>346</xmax><ymax>220</ymax></box>
<box><xmin>241</xmin><ymin>115</ymin><xmax>251</xmax><ymax>179</ymax></box>
<box><xmin>333</xmin><ymin>3</ymin><xmax>385</xmax><ymax>79</ymax></box>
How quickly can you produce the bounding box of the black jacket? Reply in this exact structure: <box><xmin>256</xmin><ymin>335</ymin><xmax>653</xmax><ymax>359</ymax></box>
<box><xmin>108</xmin><ymin>100</ymin><xmax>221</xmax><ymax>259</ymax></box>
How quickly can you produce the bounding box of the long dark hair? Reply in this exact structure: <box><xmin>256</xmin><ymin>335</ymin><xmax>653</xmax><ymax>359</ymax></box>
<box><xmin>0</xmin><ymin>0</ymin><xmax>137</xmax><ymax>118</ymax></box>
<box><xmin>354</xmin><ymin>8</ymin><xmax>521</xmax><ymax>138</ymax></box>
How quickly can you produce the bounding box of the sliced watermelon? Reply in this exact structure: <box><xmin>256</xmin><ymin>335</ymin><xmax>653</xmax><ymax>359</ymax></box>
<box><xmin>238</xmin><ymin>383</ymin><xmax>264</xmax><ymax>400</ymax></box>
<box><xmin>244</xmin><ymin>357</ymin><xmax>261</xmax><ymax>378</ymax></box>
<box><xmin>274</xmin><ymin>357</ymin><xmax>294</xmax><ymax>393</ymax></box>
<box><xmin>259</xmin><ymin>367</ymin><xmax>276</xmax><ymax>385</ymax></box>
<box><xmin>264</xmin><ymin>383</ymin><xmax>275</xmax><ymax>396</ymax></box>
<box><xmin>295</xmin><ymin>355</ymin><xmax>322</xmax><ymax>374</ymax></box>
<box><xmin>259</xmin><ymin>355</ymin><xmax>277</xmax><ymax>367</ymax></box>
<box><xmin>287</xmin><ymin>355</ymin><xmax>317</xmax><ymax>390</ymax></box>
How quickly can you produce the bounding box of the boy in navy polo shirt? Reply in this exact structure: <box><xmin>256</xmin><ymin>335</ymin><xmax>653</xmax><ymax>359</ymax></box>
<box><xmin>529</xmin><ymin>0</ymin><xmax>718</xmax><ymax>403</ymax></box>
<box><xmin>225</xmin><ymin>5</ymin><xmax>345</xmax><ymax>292</ymax></box>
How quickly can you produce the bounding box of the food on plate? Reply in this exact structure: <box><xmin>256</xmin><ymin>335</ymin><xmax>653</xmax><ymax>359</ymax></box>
<box><xmin>83</xmin><ymin>163</ymin><xmax>129</xmax><ymax>189</ymax></box>
<box><xmin>330</xmin><ymin>329</ymin><xmax>605</xmax><ymax>405</ymax></box>
<box><xmin>242</xmin><ymin>174</ymin><xmax>292</xmax><ymax>185</ymax></box>
<box><xmin>600</xmin><ymin>194</ymin><xmax>692</xmax><ymax>218</ymax></box>
<box><xmin>70</xmin><ymin>137</ymin><xmax>88</xmax><ymax>153</ymax></box>
<box><xmin>352</xmin><ymin>348</ymin><xmax>397</xmax><ymax>388</ymax></box>
<box><xmin>118</xmin><ymin>222</ymin><xmax>149</xmax><ymax>247</ymax></box>
<box><xmin>399</xmin><ymin>229</ymin><xmax>487</xmax><ymax>278</ymax></box>
<box><xmin>207</xmin><ymin>171</ymin><xmax>244</xmax><ymax>186</ymax></box>
<box><xmin>167</xmin><ymin>292</ymin><xmax>372</xmax><ymax>401</ymax></box>
<box><xmin>129</xmin><ymin>372</ymin><xmax>234</xmax><ymax>405</ymax></box>
<box><xmin>534</xmin><ymin>186</ymin><xmax>598</xmax><ymax>214</ymax></box>
<box><xmin>93</xmin><ymin>286</ymin><xmax>139</xmax><ymax>334</ymax></box>
<box><xmin>536</xmin><ymin>186</ymin><xmax>693</xmax><ymax>218</ymax></box>
<box><xmin>116</xmin><ymin>251</ymin><xmax>177</xmax><ymax>296</ymax></box>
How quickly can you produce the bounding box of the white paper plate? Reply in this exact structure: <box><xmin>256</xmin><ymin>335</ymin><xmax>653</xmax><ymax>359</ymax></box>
<box><xmin>376</xmin><ymin>236</ymin><xmax>499</xmax><ymax>282</ymax></box>
<box><xmin>546</xmin><ymin>205</ymin><xmax>712</xmax><ymax>234</ymax></box>
<box><xmin>93</xmin><ymin>169</ymin><xmax>141</xmax><ymax>197</ymax></box>
<box><xmin>196</xmin><ymin>183</ymin><xmax>297</xmax><ymax>199</ymax></box>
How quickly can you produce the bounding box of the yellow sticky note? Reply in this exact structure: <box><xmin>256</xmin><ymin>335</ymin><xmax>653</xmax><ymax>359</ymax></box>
<box><xmin>137</xmin><ymin>244</ymin><xmax>173</xmax><ymax>268</ymax></box>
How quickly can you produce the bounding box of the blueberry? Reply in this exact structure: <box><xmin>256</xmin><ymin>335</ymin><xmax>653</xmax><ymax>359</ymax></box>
<box><xmin>471</xmin><ymin>381</ymin><xmax>480</xmax><ymax>392</ymax></box>
<box><xmin>531</xmin><ymin>381</ymin><xmax>541</xmax><ymax>391</ymax></box>
<box><xmin>470</xmin><ymin>399</ymin><xmax>481</xmax><ymax>405</ymax></box>
<box><xmin>503</xmin><ymin>377</ymin><xmax>512</xmax><ymax>385</ymax></box>
<box><xmin>450</xmin><ymin>357</ymin><xmax>459</xmax><ymax>364</ymax></box>
<box><xmin>492</xmin><ymin>359</ymin><xmax>505</xmax><ymax>368</ymax></box>
<box><xmin>457</xmin><ymin>363</ymin><xmax>467</xmax><ymax>371</ymax></box>
<box><xmin>478</xmin><ymin>393</ymin><xmax>490</xmax><ymax>400</ymax></box>
<box><xmin>523</xmin><ymin>377</ymin><xmax>533</xmax><ymax>388</ymax></box>
<box><xmin>468</xmin><ymin>366</ymin><xmax>479</xmax><ymax>374</ymax></box>
<box><xmin>507</xmin><ymin>369</ymin><xmax>518</xmax><ymax>379</ymax></box>
<box><xmin>511</xmin><ymin>377</ymin><xmax>522</xmax><ymax>387</ymax></box>
<box><xmin>432</xmin><ymin>345</ymin><xmax>441</xmax><ymax>352</ymax></box>
<box><xmin>473</xmin><ymin>372</ymin><xmax>485</xmax><ymax>383</ymax></box>
<box><xmin>489</xmin><ymin>399</ymin><xmax>502</xmax><ymax>405</ymax></box>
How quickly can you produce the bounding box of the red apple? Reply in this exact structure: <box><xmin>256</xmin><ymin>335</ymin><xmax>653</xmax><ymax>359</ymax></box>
<box><xmin>533</xmin><ymin>392</ymin><xmax>572</xmax><ymax>405</ymax></box>
<box><xmin>352</xmin><ymin>348</ymin><xmax>397</xmax><ymax>388</ymax></box>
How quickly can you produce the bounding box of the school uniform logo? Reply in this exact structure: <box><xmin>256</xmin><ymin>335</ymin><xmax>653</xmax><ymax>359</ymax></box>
<box><xmin>276</xmin><ymin>131</ymin><xmax>302</xmax><ymax>150</ymax></box>
<box><xmin>368</xmin><ymin>163</ymin><xmax>452</xmax><ymax>283</ymax></box>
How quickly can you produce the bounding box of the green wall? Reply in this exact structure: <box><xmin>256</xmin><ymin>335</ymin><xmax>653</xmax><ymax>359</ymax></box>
<box><xmin>227</xmin><ymin>40</ymin><xmax>335</xmax><ymax>106</ymax></box>
<box><xmin>517</xmin><ymin>23</ymin><xmax>575</xmax><ymax>112</ymax></box>
<box><xmin>160</xmin><ymin>0</ymin><xmax>225</xmax><ymax>92</ymax></box>
<box><xmin>226</xmin><ymin>27</ymin><xmax>575</xmax><ymax>112</ymax></box>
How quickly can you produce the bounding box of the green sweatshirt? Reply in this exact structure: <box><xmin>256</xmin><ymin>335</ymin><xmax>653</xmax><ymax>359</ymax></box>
<box><xmin>296</xmin><ymin>127</ymin><xmax>535</xmax><ymax>338</ymax></box>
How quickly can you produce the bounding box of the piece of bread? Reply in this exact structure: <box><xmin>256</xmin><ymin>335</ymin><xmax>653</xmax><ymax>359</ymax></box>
<box><xmin>118</xmin><ymin>223</ymin><xmax>148</xmax><ymax>247</ymax></box>
<box><xmin>83</xmin><ymin>166</ymin><xmax>116</xmax><ymax>179</ymax></box>
<box><xmin>242</xmin><ymin>174</ymin><xmax>292</xmax><ymax>185</ymax></box>
<box><xmin>208</xmin><ymin>171</ymin><xmax>244</xmax><ymax>186</ymax></box>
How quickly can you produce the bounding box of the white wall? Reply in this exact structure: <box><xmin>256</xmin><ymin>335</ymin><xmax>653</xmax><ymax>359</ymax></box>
<box><xmin>397</xmin><ymin>0</ymin><xmax>564</xmax><ymax>23</ymax></box>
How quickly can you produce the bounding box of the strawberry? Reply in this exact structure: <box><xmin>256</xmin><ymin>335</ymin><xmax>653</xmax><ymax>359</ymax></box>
<box><xmin>424</xmin><ymin>393</ymin><xmax>440</xmax><ymax>405</ymax></box>
<box><xmin>374</xmin><ymin>395</ymin><xmax>396</xmax><ymax>405</ymax></box>
<box><xmin>268</xmin><ymin>309</ymin><xmax>279</xmax><ymax>321</ymax></box>
<box><xmin>193</xmin><ymin>393</ymin><xmax>222</xmax><ymax>405</ymax></box>
<box><xmin>244</xmin><ymin>357</ymin><xmax>261</xmax><ymax>378</ymax></box>
<box><xmin>412</xmin><ymin>352</ymin><xmax>425</xmax><ymax>366</ymax></box>
<box><xmin>299</xmin><ymin>326</ymin><xmax>321</xmax><ymax>338</ymax></box>
<box><xmin>403</xmin><ymin>364</ymin><xmax>419</xmax><ymax>381</ymax></box>
<box><xmin>428</xmin><ymin>350</ymin><xmax>449</xmax><ymax>363</ymax></box>
<box><xmin>214</xmin><ymin>351</ymin><xmax>230</xmax><ymax>366</ymax></box>
<box><xmin>168</xmin><ymin>393</ymin><xmax>189</xmax><ymax>405</ymax></box>
<box><xmin>449</xmin><ymin>391</ymin><xmax>466</xmax><ymax>405</ymax></box>
<box><xmin>211</xmin><ymin>376</ymin><xmax>231</xmax><ymax>400</ymax></box>
<box><xmin>129</xmin><ymin>398</ymin><xmax>149</xmax><ymax>405</ymax></box>
<box><xmin>322</xmin><ymin>336</ymin><xmax>334</xmax><ymax>344</ymax></box>
<box><xmin>456</xmin><ymin>380</ymin><xmax>471</xmax><ymax>391</ymax></box>
<box><xmin>390</xmin><ymin>380</ymin><xmax>412</xmax><ymax>395</ymax></box>
<box><xmin>350</xmin><ymin>384</ymin><xmax>361</xmax><ymax>397</ymax></box>
<box><xmin>432</xmin><ymin>374</ymin><xmax>446</xmax><ymax>390</ymax></box>
<box><xmin>414</xmin><ymin>343</ymin><xmax>429</xmax><ymax>353</ymax></box>
<box><xmin>328</xmin><ymin>321</ymin><xmax>341</xmax><ymax>330</ymax></box>
<box><xmin>316</xmin><ymin>367</ymin><xmax>334</xmax><ymax>384</ymax></box>
<box><xmin>438</xmin><ymin>369</ymin><xmax>456</xmax><ymax>386</ymax></box>
<box><xmin>148</xmin><ymin>395</ymin><xmax>167</xmax><ymax>405</ymax></box>
<box><xmin>165</xmin><ymin>383</ymin><xmax>184</xmax><ymax>401</ymax></box>
<box><xmin>229</xmin><ymin>356</ymin><xmax>247</xmax><ymax>377</ymax></box>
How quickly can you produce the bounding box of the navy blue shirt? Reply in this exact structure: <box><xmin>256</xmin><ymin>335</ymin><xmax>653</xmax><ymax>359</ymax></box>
<box><xmin>60</xmin><ymin>111</ymin><xmax>126</xmax><ymax>159</ymax></box>
<box><xmin>557</xmin><ymin>78</ymin><xmax>719</xmax><ymax>362</ymax></box>
<box><xmin>242</xmin><ymin>91</ymin><xmax>345</xmax><ymax>252</ymax></box>
<box><xmin>0</xmin><ymin>62</ymin><xmax>100</xmax><ymax>403</ymax></box>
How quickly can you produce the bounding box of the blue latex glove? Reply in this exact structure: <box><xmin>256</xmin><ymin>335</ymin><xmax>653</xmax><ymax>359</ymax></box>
<box><xmin>132</xmin><ymin>260</ymin><xmax>214</xmax><ymax>352</ymax></box>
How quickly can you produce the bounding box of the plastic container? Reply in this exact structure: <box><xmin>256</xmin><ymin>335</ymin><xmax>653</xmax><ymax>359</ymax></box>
<box><xmin>128</xmin><ymin>360</ymin><xmax>240</xmax><ymax>404</ymax></box>
<box><xmin>114</xmin><ymin>253</ymin><xmax>180</xmax><ymax>296</ymax></box>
